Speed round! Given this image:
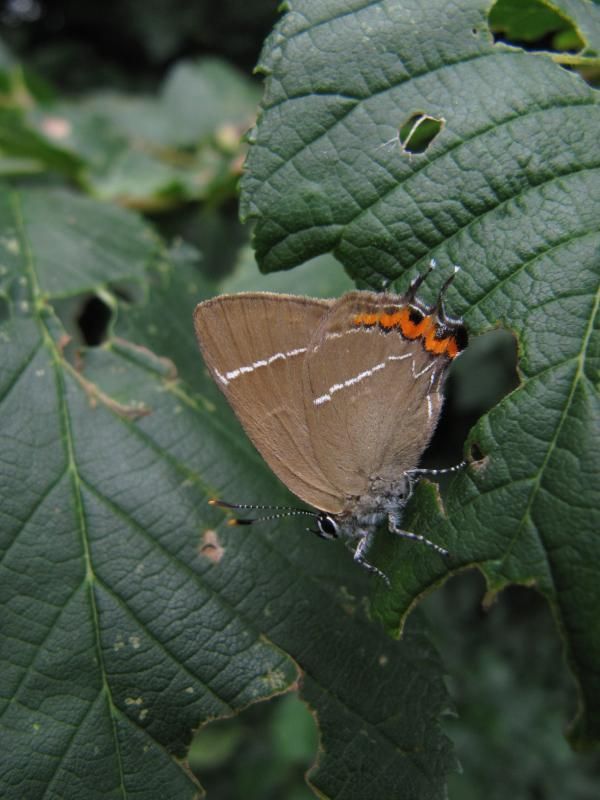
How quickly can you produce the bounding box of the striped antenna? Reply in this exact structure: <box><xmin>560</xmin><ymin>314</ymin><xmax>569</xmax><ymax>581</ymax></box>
<box><xmin>209</xmin><ymin>498</ymin><xmax>317</xmax><ymax>526</ymax></box>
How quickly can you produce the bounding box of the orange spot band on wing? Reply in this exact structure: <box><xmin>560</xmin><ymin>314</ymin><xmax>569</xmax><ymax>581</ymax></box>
<box><xmin>353</xmin><ymin>308</ymin><xmax>460</xmax><ymax>357</ymax></box>
<box><xmin>445</xmin><ymin>337</ymin><xmax>459</xmax><ymax>358</ymax></box>
<box><xmin>400</xmin><ymin>311</ymin><xmax>435</xmax><ymax>340</ymax></box>
<box><xmin>353</xmin><ymin>312</ymin><xmax>378</xmax><ymax>327</ymax></box>
<box><xmin>424</xmin><ymin>327</ymin><xmax>460</xmax><ymax>358</ymax></box>
<box><xmin>378</xmin><ymin>311</ymin><xmax>403</xmax><ymax>329</ymax></box>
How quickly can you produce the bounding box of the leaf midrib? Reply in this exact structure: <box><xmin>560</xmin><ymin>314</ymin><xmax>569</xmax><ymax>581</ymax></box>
<box><xmin>10</xmin><ymin>186</ymin><xmax>128</xmax><ymax>800</ymax></box>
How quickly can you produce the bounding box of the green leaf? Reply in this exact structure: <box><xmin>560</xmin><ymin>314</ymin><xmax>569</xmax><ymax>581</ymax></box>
<box><xmin>0</xmin><ymin>109</ymin><xmax>82</xmax><ymax>178</ymax></box>
<box><xmin>44</xmin><ymin>58</ymin><xmax>260</xmax><ymax>150</ymax></box>
<box><xmin>241</xmin><ymin>0</ymin><xmax>598</xmax><ymax>280</ymax></box>
<box><xmin>488</xmin><ymin>0</ymin><xmax>583</xmax><ymax>45</ymax></box>
<box><xmin>36</xmin><ymin>58</ymin><xmax>259</xmax><ymax>206</ymax></box>
<box><xmin>0</xmin><ymin>185</ymin><xmax>299</xmax><ymax>798</ymax></box>
<box><xmin>0</xmin><ymin>57</ymin><xmax>259</xmax><ymax>207</ymax></box>
<box><xmin>488</xmin><ymin>0</ymin><xmax>600</xmax><ymax>59</ymax></box>
<box><xmin>0</xmin><ymin>187</ymin><xmax>158</xmax><ymax>299</ymax></box>
<box><xmin>240</xmin><ymin>0</ymin><xmax>600</xmax><ymax>748</ymax></box>
<box><xmin>547</xmin><ymin>0</ymin><xmax>600</xmax><ymax>55</ymax></box>
<box><xmin>0</xmin><ymin>185</ymin><xmax>456</xmax><ymax>799</ymax></box>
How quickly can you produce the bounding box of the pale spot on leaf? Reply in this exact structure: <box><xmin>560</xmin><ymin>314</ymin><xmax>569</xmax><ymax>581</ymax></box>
<box><xmin>262</xmin><ymin>668</ymin><xmax>287</xmax><ymax>692</ymax></box>
<box><xmin>125</xmin><ymin>696</ymin><xmax>143</xmax><ymax>706</ymax></box>
<box><xmin>199</xmin><ymin>529</ymin><xmax>225</xmax><ymax>564</ymax></box>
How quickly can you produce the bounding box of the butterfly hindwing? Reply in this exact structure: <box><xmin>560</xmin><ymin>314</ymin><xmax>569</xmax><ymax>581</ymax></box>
<box><xmin>302</xmin><ymin>292</ymin><xmax>447</xmax><ymax>499</ymax></box>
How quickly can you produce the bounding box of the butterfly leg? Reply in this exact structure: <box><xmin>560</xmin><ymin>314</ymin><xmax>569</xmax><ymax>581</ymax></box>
<box><xmin>353</xmin><ymin>532</ymin><xmax>391</xmax><ymax>587</ymax></box>
<box><xmin>388</xmin><ymin>514</ymin><xmax>449</xmax><ymax>558</ymax></box>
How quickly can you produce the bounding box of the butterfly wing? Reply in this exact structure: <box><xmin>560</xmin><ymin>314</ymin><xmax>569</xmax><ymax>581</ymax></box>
<box><xmin>302</xmin><ymin>292</ymin><xmax>447</xmax><ymax>499</ymax></box>
<box><xmin>194</xmin><ymin>292</ymin><xmax>345</xmax><ymax>513</ymax></box>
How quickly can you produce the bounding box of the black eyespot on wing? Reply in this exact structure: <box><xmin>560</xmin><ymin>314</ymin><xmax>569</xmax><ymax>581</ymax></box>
<box><xmin>409</xmin><ymin>307</ymin><xmax>424</xmax><ymax>325</ymax></box>
<box><xmin>453</xmin><ymin>325</ymin><xmax>469</xmax><ymax>352</ymax></box>
<box><xmin>433</xmin><ymin>323</ymin><xmax>450</xmax><ymax>340</ymax></box>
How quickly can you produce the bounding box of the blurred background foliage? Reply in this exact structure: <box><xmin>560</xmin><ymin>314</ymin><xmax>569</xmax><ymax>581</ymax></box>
<box><xmin>1</xmin><ymin>0</ymin><xmax>598</xmax><ymax>797</ymax></box>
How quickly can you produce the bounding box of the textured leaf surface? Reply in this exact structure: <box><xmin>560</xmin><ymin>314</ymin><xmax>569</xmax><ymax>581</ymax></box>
<box><xmin>0</xmin><ymin>186</ymin><xmax>456</xmax><ymax>800</ymax></box>
<box><xmin>0</xmin><ymin>186</ymin><xmax>299</xmax><ymax>799</ymax></box>
<box><xmin>240</xmin><ymin>0</ymin><xmax>600</xmax><ymax>746</ymax></box>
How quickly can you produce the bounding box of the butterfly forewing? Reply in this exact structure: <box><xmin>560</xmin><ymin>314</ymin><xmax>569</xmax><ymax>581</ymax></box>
<box><xmin>194</xmin><ymin>293</ymin><xmax>345</xmax><ymax>513</ymax></box>
<box><xmin>303</xmin><ymin>292</ymin><xmax>447</xmax><ymax>498</ymax></box>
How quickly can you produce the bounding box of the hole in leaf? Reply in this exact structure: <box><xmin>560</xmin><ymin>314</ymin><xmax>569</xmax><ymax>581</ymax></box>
<box><xmin>188</xmin><ymin>691</ymin><xmax>318</xmax><ymax>794</ymax></box>
<box><xmin>489</xmin><ymin>0</ymin><xmax>584</xmax><ymax>54</ymax></box>
<box><xmin>398</xmin><ymin>113</ymin><xmax>444</xmax><ymax>155</ymax></box>
<box><xmin>77</xmin><ymin>295</ymin><xmax>111</xmax><ymax>346</ymax></box>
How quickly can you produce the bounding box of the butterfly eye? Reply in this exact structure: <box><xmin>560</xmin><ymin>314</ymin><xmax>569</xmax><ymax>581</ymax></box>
<box><xmin>317</xmin><ymin>514</ymin><xmax>339</xmax><ymax>539</ymax></box>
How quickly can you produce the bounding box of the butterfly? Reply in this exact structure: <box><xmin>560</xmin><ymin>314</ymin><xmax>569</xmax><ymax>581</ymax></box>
<box><xmin>194</xmin><ymin>262</ymin><xmax>468</xmax><ymax>585</ymax></box>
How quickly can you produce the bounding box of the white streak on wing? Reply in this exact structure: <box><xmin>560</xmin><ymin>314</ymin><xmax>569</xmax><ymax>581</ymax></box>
<box><xmin>324</xmin><ymin>327</ymin><xmax>363</xmax><ymax>342</ymax></box>
<box><xmin>313</xmin><ymin>351</ymin><xmax>443</xmax><ymax>407</ymax></box>
<box><xmin>216</xmin><ymin>347</ymin><xmax>307</xmax><ymax>385</ymax></box>
<box><xmin>313</xmin><ymin>354</ymin><xmax>408</xmax><ymax>406</ymax></box>
<box><xmin>388</xmin><ymin>354</ymin><xmax>411</xmax><ymax>363</ymax></box>
<box><xmin>412</xmin><ymin>360</ymin><xmax>435</xmax><ymax>379</ymax></box>
<box><xmin>313</xmin><ymin>326</ymin><xmax>365</xmax><ymax>351</ymax></box>
<box><xmin>313</xmin><ymin>361</ymin><xmax>387</xmax><ymax>405</ymax></box>
<box><xmin>427</xmin><ymin>395</ymin><xmax>433</xmax><ymax>420</ymax></box>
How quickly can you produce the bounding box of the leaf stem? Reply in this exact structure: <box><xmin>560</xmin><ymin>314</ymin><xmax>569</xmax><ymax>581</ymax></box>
<box><xmin>550</xmin><ymin>54</ymin><xmax>600</xmax><ymax>68</ymax></box>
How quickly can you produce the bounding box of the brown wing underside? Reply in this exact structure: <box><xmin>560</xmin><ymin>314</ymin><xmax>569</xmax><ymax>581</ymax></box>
<box><xmin>194</xmin><ymin>292</ymin><xmax>345</xmax><ymax>513</ymax></box>
<box><xmin>303</xmin><ymin>292</ymin><xmax>448</xmax><ymax>499</ymax></box>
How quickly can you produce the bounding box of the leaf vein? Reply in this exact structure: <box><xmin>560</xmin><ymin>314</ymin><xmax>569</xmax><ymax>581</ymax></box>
<box><xmin>498</xmin><ymin>279</ymin><xmax>599</xmax><ymax>569</ymax></box>
<box><xmin>9</xmin><ymin>187</ymin><xmax>129</xmax><ymax>800</ymax></box>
